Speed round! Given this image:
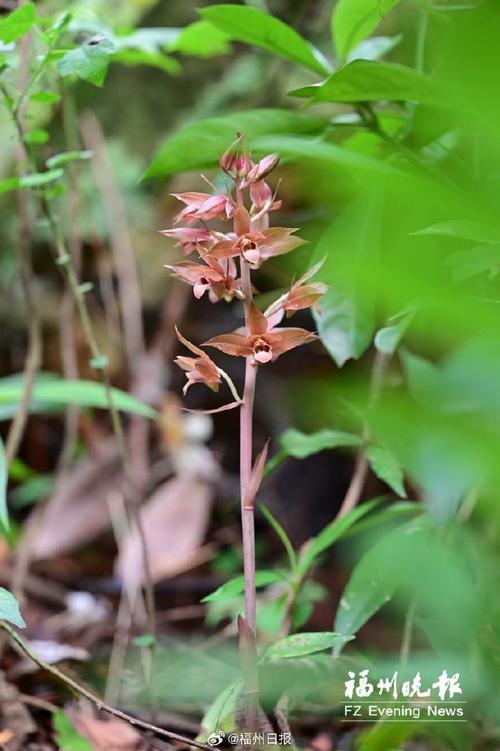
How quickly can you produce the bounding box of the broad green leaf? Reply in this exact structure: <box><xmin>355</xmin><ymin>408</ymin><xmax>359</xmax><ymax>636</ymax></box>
<box><xmin>358</xmin><ymin>721</ymin><xmax>418</xmax><ymax>751</ymax></box>
<box><xmin>0</xmin><ymin>2</ymin><xmax>36</xmax><ymax>43</ymax></box>
<box><xmin>202</xmin><ymin>570</ymin><xmax>286</xmax><ymax>603</ymax></box>
<box><xmin>334</xmin><ymin>520</ymin><xmax>424</xmax><ymax>643</ymax></box>
<box><xmin>169</xmin><ymin>20</ymin><xmax>232</xmax><ymax>58</ymax></box>
<box><xmin>58</xmin><ymin>36</ymin><xmax>115</xmax><ymax>87</ymax></box>
<box><xmin>264</xmin><ymin>631</ymin><xmax>353</xmax><ymax>659</ymax></box>
<box><xmin>413</xmin><ymin>220</ymin><xmax>500</xmax><ymax>244</ymax></box>
<box><xmin>199</xmin><ymin>5</ymin><xmax>330</xmax><ymax>76</ymax></box>
<box><xmin>332</xmin><ymin>0</ymin><xmax>402</xmax><ymax>61</ymax></box>
<box><xmin>298</xmin><ymin>500</ymin><xmax>380</xmax><ymax>578</ymax></box>
<box><xmin>312</xmin><ymin>193</ymin><xmax>382</xmax><ymax>367</ymax></box>
<box><xmin>366</xmin><ymin>444</ymin><xmax>406</xmax><ymax>498</ymax></box>
<box><xmin>53</xmin><ymin>711</ymin><xmax>91</xmax><ymax>751</ymax></box>
<box><xmin>281</xmin><ymin>428</ymin><xmax>362</xmax><ymax>459</ymax></box>
<box><xmin>0</xmin><ymin>374</ymin><xmax>157</xmax><ymax>420</ymax></box>
<box><xmin>446</xmin><ymin>244</ymin><xmax>500</xmax><ymax>283</ymax></box>
<box><xmin>0</xmin><ymin>436</ymin><xmax>6</xmax><ymax>527</ymax></box>
<box><xmin>252</xmin><ymin>135</ymin><xmax>400</xmax><ymax>178</ymax></box>
<box><xmin>0</xmin><ymin>587</ymin><xmax>25</xmax><ymax>628</ymax></box>
<box><xmin>0</xmin><ymin>169</ymin><xmax>64</xmax><ymax>194</ymax></box>
<box><xmin>143</xmin><ymin>109</ymin><xmax>325</xmax><ymax>178</ymax></box>
<box><xmin>46</xmin><ymin>151</ymin><xmax>93</xmax><ymax>169</ymax></box>
<box><xmin>290</xmin><ymin>60</ymin><xmax>441</xmax><ymax>105</ymax></box>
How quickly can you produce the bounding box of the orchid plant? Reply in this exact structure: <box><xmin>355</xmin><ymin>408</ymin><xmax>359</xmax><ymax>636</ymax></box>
<box><xmin>162</xmin><ymin>135</ymin><xmax>327</xmax><ymax>727</ymax></box>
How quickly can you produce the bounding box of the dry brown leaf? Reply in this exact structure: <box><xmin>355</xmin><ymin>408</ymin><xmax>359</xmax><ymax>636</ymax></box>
<box><xmin>115</xmin><ymin>475</ymin><xmax>212</xmax><ymax>587</ymax></box>
<box><xmin>69</xmin><ymin>708</ymin><xmax>144</xmax><ymax>751</ymax></box>
<box><xmin>28</xmin><ymin>443</ymin><xmax>123</xmax><ymax>561</ymax></box>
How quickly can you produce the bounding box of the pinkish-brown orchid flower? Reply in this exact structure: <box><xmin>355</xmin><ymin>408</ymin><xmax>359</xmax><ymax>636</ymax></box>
<box><xmin>249</xmin><ymin>180</ymin><xmax>282</xmax><ymax>214</ymax></box>
<box><xmin>210</xmin><ymin>206</ymin><xmax>306</xmax><ymax>267</ymax></box>
<box><xmin>272</xmin><ymin>260</ymin><xmax>329</xmax><ymax>318</ymax></box>
<box><xmin>165</xmin><ymin>255</ymin><xmax>243</xmax><ymax>302</ymax></box>
<box><xmin>174</xmin><ymin>327</ymin><xmax>221</xmax><ymax>395</ymax></box>
<box><xmin>203</xmin><ymin>301</ymin><xmax>317</xmax><ymax>365</ymax></box>
<box><xmin>172</xmin><ymin>191</ymin><xmax>234</xmax><ymax>224</ymax></box>
<box><xmin>159</xmin><ymin>226</ymin><xmax>213</xmax><ymax>255</ymax></box>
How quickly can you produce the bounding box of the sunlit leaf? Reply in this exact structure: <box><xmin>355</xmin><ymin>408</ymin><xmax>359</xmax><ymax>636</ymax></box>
<box><xmin>0</xmin><ymin>2</ymin><xmax>36</xmax><ymax>44</ymax></box>
<box><xmin>290</xmin><ymin>60</ymin><xmax>442</xmax><ymax>105</ymax></box>
<box><xmin>413</xmin><ymin>220</ymin><xmax>500</xmax><ymax>244</ymax></box>
<box><xmin>332</xmin><ymin>0</ymin><xmax>401</xmax><ymax>61</ymax></box>
<box><xmin>169</xmin><ymin>20</ymin><xmax>232</xmax><ymax>58</ymax></box>
<box><xmin>199</xmin><ymin>5</ymin><xmax>331</xmax><ymax>75</ymax></box>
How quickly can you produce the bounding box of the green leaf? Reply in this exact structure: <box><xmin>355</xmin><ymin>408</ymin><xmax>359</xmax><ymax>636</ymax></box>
<box><xmin>0</xmin><ymin>169</ymin><xmax>64</xmax><ymax>194</ymax></box>
<box><xmin>312</xmin><ymin>192</ymin><xmax>382</xmax><ymax>367</ymax></box>
<box><xmin>346</xmin><ymin>35</ymin><xmax>401</xmax><ymax>63</ymax></box>
<box><xmin>413</xmin><ymin>220</ymin><xmax>500</xmax><ymax>244</ymax></box>
<box><xmin>260</xmin><ymin>504</ymin><xmax>297</xmax><ymax>573</ymax></box>
<box><xmin>199</xmin><ymin>5</ymin><xmax>330</xmax><ymax>76</ymax></box>
<box><xmin>143</xmin><ymin>109</ymin><xmax>325</xmax><ymax>178</ymax></box>
<box><xmin>0</xmin><ymin>374</ymin><xmax>157</xmax><ymax>420</ymax></box>
<box><xmin>264</xmin><ymin>631</ymin><xmax>353</xmax><ymax>659</ymax></box>
<box><xmin>0</xmin><ymin>2</ymin><xmax>36</xmax><ymax>44</ymax></box>
<box><xmin>290</xmin><ymin>60</ymin><xmax>442</xmax><ymax>105</ymax></box>
<box><xmin>202</xmin><ymin>570</ymin><xmax>286</xmax><ymax>603</ymax></box>
<box><xmin>332</xmin><ymin>0</ymin><xmax>402</xmax><ymax>61</ymax></box>
<box><xmin>280</xmin><ymin>428</ymin><xmax>362</xmax><ymax>459</ymax></box>
<box><xmin>0</xmin><ymin>587</ymin><xmax>25</xmax><ymax>628</ymax></box>
<box><xmin>133</xmin><ymin>633</ymin><xmax>156</xmax><ymax>648</ymax></box>
<box><xmin>53</xmin><ymin>711</ymin><xmax>91</xmax><ymax>751</ymax></box>
<box><xmin>252</xmin><ymin>134</ymin><xmax>400</xmax><ymax>178</ymax></box>
<box><xmin>30</xmin><ymin>90</ymin><xmax>61</xmax><ymax>104</ymax></box>
<box><xmin>298</xmin><ymin>500</ymin><xmax>380</xmax><ymax>579</ymax></box>
<box><xmin>169</xmin><ymin>20</ymin><xmax>232</xmax><ymax>58</ymax></box>
<box><xmin>0</xmin><ymin>436</ymin><xmax>7</xmax><ymax>528</ymax></box>
<box><xmin>24</xmin><ymin>129</ymin><xmax>49</xmax><ymax>145</ymax></box>
<box><xmin>46</xmin><ymin>151</ymin><xmax>93</xmax><ymax>169</ymax></box>
<box><xmin>446</xmin><ymin>244</ymin><xmax>500</xmax><ymax>283</ymax></box>
<box><xmin>366</xmin><ymin>444</ymin><xmax>407</xmax><ymax>498</ymax></box>
<box><xmin>200</xmin><ymin>680</ymin><xmax>242</xmax><ymax>737</ymax></box>
<box><xmin>58</xmin><ymin>36</ymin><xmax>115</xmax><ymax>87</ymax></box>
<box><xmin>334</xmin><ymin>519</ymin><xmax>424</xmax><ymax>645</ymax></box>
<box><xmin>111</xmin><ymin>49</ymin><xmax>180</xmax><ymax>75</ymax></box>
<box><xmin>374</xmin><ymin>311</ymin><xmax>413</xmax><ymax>355</ymax></box>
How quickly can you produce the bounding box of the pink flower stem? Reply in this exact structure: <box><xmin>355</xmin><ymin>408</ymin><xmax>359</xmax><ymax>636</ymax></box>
<box><xmin>239</xmin><ymin>257</ymin><xmax>259</xmax><ymax>730</ymax></box>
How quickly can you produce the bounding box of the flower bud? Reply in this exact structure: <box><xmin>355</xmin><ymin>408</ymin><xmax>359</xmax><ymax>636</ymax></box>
<box><xmin>246</xmin><ymin>153</ymin><xmax>279</xmax><ymax>183</ymax></box>
<box><xmin>220</xmin><ymin>133</ymin><xmax>250</xmax><ymax>177</ymax></box>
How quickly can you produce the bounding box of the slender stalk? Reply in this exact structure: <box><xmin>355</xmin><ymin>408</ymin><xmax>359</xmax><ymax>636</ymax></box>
<box><xmin>239</xmin><ymin>257</ymin><xmax>259</xmax><ymax>731</ymax></box>
<box><xmin>0</xmin><ymin>622</ymin><xmax>210</xmax><ymax>751</ymax></box>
